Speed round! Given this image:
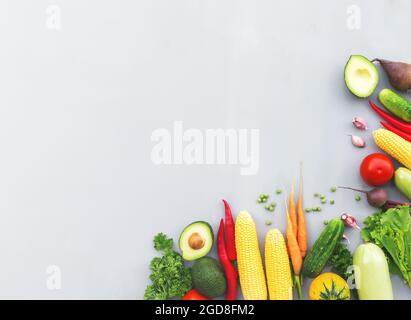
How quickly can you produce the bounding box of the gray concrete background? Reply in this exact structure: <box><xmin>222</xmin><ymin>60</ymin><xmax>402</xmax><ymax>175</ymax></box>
<box><xmin>0</xmin><ymin>0</ymin><xmax>409</xmax><ymax>299</ymax></box>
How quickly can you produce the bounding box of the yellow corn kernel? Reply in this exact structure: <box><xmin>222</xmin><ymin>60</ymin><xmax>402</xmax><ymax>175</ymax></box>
<box><xmin>235</xmin><ymin>211</ymin><xmax>267</xmax><ymax>300</ymax></box>
<box><xmin>265</xmin><ymin>229</ymin><xmax>293</xmax><ymax>300</ymax></box>
<box><xmin>373</xmin><ymin>129</ymin><xmax>411</xmax><ymax>169</ymax></box>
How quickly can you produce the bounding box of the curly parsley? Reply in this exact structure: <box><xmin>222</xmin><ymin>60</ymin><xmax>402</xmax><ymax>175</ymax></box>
<box><xmin>144</xmin><ymin>233</ymin><xmax>192</xmax><ymax>300</ymax></box>
<box><xmin>327</xmin><ymin>242</ymin><xmax>353</xmax><ymax>280</ymax></box>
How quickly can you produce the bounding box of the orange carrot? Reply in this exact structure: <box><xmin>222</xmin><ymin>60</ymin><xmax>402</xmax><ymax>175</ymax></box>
<box><xmin>285</xmin><ymin>201</ymin><xmax>302</xmax><ymax>275</ymax></box>
<box><xmin>284</xmin><ymin>192</ymin><xmax>304</xmax><ymax>300</ymax></box>
<box><xmin>297</xmin><ymin>164</ymin><xmax>308</xmax><ymax>258</ymax></box>
<box><xmin>289</xmin><ymin>178</ymin><xmax>298</xmax><ymax>238</ymax></box>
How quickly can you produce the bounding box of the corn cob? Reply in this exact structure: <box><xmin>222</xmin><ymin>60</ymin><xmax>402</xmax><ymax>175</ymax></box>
<box><xmin>373</xmin><ymin>128</ymin><xmax>411</xmax><ymax>169</ymax></box>
<box><xmin>265</xmin><ymin>229</ymin><xmax>293</xmax><ymax>300</ymax></box>
<box><xmin>235</xmin><ymin>211</ymin><xmax>267</xmax><ymax>300</ymax></box>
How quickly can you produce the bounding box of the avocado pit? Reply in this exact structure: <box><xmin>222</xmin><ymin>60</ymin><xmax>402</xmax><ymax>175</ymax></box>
<box><xmin>179</xmin><ymin>221</ymin><xmax>214</xmax><ymax>261</ymax></box>
<box><xmin>189</xmin><ymin>232</ymin><xmax>205</xmax><ymax>250</ymax></box>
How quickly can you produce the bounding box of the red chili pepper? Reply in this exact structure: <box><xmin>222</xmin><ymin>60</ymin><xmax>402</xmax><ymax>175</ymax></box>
<box><xmin>369</xmin><ymin>100</ymin><xmax>411</xmax><ymax>135</ymax></box>
<box><xmin>381</xmin><ymin>121</ymin><xmax>411</xmax><ymax>142</ymax></box>
<box><xmin>217</xmin><ymin>219</ymin><xmax>238</xmax><ymax>300</ymax></box>
<box><xmin>222</xmin><ymin>199</ymin><xmax>236</xmax><ymax>261</ymax></box>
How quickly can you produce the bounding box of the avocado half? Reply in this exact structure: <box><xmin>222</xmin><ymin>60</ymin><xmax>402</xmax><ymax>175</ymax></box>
<box><xmin>179</xmin><ymin>221</ymin><xmax>214</xmax><ymax>261</ymax></box>
<box><xmin>344</xmin><ymin>55</ymin><xmax>379</xmax><ymax>98</ymax></box>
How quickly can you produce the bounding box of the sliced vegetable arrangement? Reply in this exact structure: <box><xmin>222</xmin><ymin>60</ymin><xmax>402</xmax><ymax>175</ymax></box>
<box><xmin>144</xmin><ymin>55</ymin><xmax>411</xmax><ymax>300</ymax></box>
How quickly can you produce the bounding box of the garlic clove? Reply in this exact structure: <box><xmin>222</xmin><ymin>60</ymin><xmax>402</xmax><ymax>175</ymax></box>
<box><xmin>342</xmin><ymin>234</ymin><xmax>351</xmax><ymax>243</ymax></box>
<box><xmin>341</xmin><ymin>213</ymin><xmax>361</xmax><ymax>230</ymax></box>
<box><xmin>352</xmin><ymin>117</ymin><xmax>368</xmax><ymax>130</ymax></box>
<box><xmin>349</xmin><ymin>134</ymin><xmax>366</xmax><ymax>148</ymax></box>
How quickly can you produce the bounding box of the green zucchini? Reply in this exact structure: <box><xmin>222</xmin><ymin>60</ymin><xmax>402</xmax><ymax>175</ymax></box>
<box><xmin>379</xmin><ymin>88</ymin><xmax>411</xmax><ymax>123</ymax></box>
<box><xmin>353</xmin><ymin>243</ymin><xmax>393</xmax><ymax>300</ymax></box>
<box><xmin>302</xmin><ymin>219</ymin><xmax>345</xmax><ymax>278</ymax></box>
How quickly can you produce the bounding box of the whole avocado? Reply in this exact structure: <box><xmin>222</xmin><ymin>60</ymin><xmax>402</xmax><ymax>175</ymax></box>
<box><xmin>191</xmin><ymin>257</ymin><xmax>227</xmax><ymax>298</ymax></box>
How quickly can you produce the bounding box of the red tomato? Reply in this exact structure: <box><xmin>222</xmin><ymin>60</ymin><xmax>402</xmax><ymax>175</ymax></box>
<box><xmin>181</xmin><ymin>289</ymin><xmax>209</xmax><ymax>300</ymax></box>
<box><xmin>360</xmin><ymin>153</ymin><xmax>394</xmax><ymax>186</ymax></box>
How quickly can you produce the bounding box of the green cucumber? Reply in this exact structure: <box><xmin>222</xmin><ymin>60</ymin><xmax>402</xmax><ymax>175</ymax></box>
<box><xmin>302</xmin><ymin>219</ymin><xmax>345</xmax><ymax>278</ymax></box>
<box><xmin>379</xmin><ymin>88</ymin><xmax>411</xmax><ymax>123</ymax></box>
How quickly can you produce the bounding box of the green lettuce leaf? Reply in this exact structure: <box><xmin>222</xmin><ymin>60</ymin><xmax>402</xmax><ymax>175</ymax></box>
<box><xmin>361</xmin><ymin>205</ymin><xmax>411</xmax><ymax>287</ymax></box>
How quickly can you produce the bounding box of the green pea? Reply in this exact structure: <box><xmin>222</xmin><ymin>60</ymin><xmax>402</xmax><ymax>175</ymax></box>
<box><xmin>355</xmin><ymin>195</ymin><xmax>361</xmax><ymax>201</ymax></box>
<box><xmin>330</xmin><ymin>186</ymin><xmax>337</xmax><ymax>192</ymax></box>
